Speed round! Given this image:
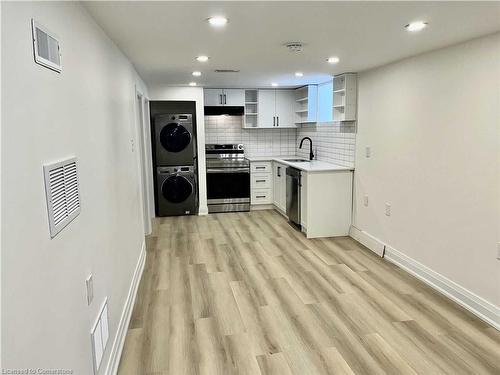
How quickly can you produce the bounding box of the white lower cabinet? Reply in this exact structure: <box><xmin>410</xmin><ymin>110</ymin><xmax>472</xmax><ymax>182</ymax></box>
<box><xmin>272</xmin><ymin>162</ymin><xmax>287</xmax><ymax>212</ymax></box>
<box><xmin>250</xmin><ymin>162</ymin><xmax>272</xmax><ymax>205</ymax></box>
<box><xmin>301</xmin><ymin>170</ymin><xmax>353</xmax><ymax>238</ymax></box>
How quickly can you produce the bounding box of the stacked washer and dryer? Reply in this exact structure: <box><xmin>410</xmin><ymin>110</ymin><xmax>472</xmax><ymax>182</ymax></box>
<box><xmin>153</xmin><ymin>113</ymin><xmax>198</xmax><ymax>216</ymax></box>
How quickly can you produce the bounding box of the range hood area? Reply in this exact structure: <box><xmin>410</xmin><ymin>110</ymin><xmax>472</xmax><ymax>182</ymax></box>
<box><xmin>204</xmin><ymin>106</ymin><xmax>245</xmax><ymax>116</ymax></box>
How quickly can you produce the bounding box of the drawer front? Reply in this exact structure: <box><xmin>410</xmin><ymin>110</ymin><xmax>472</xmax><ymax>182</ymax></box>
<box><xmin>251</xmin><ymin>173</ymin><xmax>271</xmax><ymax>189</ymax></box>
<box><xmin>251</xmin><ymin>162</ymin><xmax>271</xmax><ymax>173</ymax></box>
<box><xmin>251</xmin><ymin>188</ymin><xmax>272</xmax><ymax>204</ymax></box>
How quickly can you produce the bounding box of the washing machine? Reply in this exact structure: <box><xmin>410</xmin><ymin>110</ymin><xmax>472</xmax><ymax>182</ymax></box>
<box><xmin>154</xmin><ymin>113</ymin><xmax>195</xmax><ymax>166</ymax></box>
<box><xmin>156</xmin><ymin>166</ymin><xmax>197</xmax><ymax>216</ymax></box>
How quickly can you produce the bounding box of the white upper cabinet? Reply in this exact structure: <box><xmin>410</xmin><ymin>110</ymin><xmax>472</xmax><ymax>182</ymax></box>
<box><xmin>204</xmin><ymin>89</ymin><xmax>223</xmax><ymax>106</ymax></box>
<box><xmin>204</xmin><ymin>89</ymin><xmax>245</xmax><ymax>106</ymax></box>
<box><xmin>257</xmin><ymin>90</ymin><xmax>276</xmax><ymax>128</ymax></box>
<box><xmin>274</xmin><ymin>90</ymin><xmax>296</xmax><ymax>128</ymax></box>
<box><xmin>257</xmin><ymin>89</ymin><xmax>296</xmax><ymax>128</ymax></box>
<box><xmin>222</xmin><ymin>89</ymin><xmax>245</xmax><ymax>106</ymax></box>
<box><xmin>333</xmin><ymin>73</ymin><xmax>357</xmax><ymax>121</ymax></box>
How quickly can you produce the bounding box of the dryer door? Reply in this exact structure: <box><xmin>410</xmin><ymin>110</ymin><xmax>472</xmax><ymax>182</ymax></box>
<box><xmin>162</xmin><ymin>175</ymin><xmax>193</xmax><ymax>203</ymax></box>
<box><xmin>159</xmin><ymin>122</ymin><xmax>192</xmax><ymax>153</ymax></box>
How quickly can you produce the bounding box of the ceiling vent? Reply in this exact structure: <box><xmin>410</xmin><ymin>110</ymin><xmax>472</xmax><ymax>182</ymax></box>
<box><xmin>43</xmin><ymin>157</ymin><xmax>81</xmax><ymax>238</ymax></box>
<box><xmin>284</xmin><ymin>42</ymin><xmax>304</xmax><ymax>53</ymax></box>
<box><xmin>214</xmin><ymin>69</ymin><xmax>240</xmax><ymax>73</ymax></box>
<box><xmin>31</xmin><ymin>19</ymin><xmax>62</xmax><ymax>72</ymax></box>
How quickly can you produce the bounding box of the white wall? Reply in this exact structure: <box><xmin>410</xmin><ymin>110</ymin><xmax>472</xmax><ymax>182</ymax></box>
<box><xmin>354</xmin><ymin>33</ymin><xmax>500</xmax><ymax>308</ymax></box>
<box><xmin>2</xmin><ymin>2</ymin><xmax>148</xmax><ymax>372</ymax></box>
<box><xmin>148</xmin><ymin>86</ymin><xmax>208</xmax><ymax>215</ymax></box>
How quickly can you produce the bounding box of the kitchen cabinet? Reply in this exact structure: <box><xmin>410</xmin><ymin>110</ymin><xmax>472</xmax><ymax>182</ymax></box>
<box><xmin>274</xmin><ymin>90</ymin><xmax>295</xmax><ymax>127</ymax></box>
<box><xmin>257</xmin><ymin>89</ymin><xmax>296</xmax><ymax>128</ymax></box>
<box><xmin>300</xmin><ymin>169</ymin><xmax>353</xmax><ymax>238</ymax></box>
<box><xmin>333</xmin><ymin>73</ymin><xmax>357</xmax><ymax>121</ymax></box>
<box><xmin>257</xmin><ymin>90</ymin><xmax>276</xmax><ymax>128</ymax></box>
<box><xmin>250</xmin><ymin>161</ymin><xmax>273</xmax><ymax>205</ymax></box>
<box><xmin>272</xmin><ymin>162</ymin><xmax>286</xmax><ymax>212</ymax></box>
<box><xmin>204</xmin><ymin>89</ymin><xmax>245</xmax><ymax>106</ymax></box>
<box><xmin>295</xmin><ymin>85</ymin><xmax>318</xmax><ymax>124</ymax></box>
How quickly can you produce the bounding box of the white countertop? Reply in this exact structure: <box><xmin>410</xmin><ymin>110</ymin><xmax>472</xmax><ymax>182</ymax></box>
<box><xmin>245</xmin><ymin>155</ymin><xmax>354</xmax><ymax>172</ymax></box>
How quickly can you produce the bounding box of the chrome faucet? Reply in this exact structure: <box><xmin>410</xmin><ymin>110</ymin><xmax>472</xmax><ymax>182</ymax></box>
<box><xmin>299</xmin><ymin>137</ymin><xmax>314</xmax><ymax>160</ymax></box>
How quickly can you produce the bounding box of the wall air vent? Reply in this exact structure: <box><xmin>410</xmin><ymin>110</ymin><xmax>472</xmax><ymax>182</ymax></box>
<box><xmin>43</xmin><ymin>157</ymin><xmax>81</xmax><ymax>238</ymax></box>
<box><xmin>214</xmin><ymin>69</ymin><xmax>240</xmax><ymax>73</ymax></box>
<box><xmin>31</xmin><ymin>19</ymin><xmax>62</xmax><ymax>72</ymax></box>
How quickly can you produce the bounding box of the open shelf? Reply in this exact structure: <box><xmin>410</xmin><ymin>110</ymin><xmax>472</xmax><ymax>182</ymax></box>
<box><xmin>244</xmin><ymin>89</ymin><xmax>259</xmax><ymax>128</ymax></box>
<box><xmin>333</xmin><ymin>73</ymin><xmax>357</xmax><ymax>121</ymax></box>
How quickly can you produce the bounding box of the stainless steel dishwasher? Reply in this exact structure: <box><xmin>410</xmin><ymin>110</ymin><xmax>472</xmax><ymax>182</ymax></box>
<box><xmin>286</xmin><ymin>167</ymin><xmax>301</xmax><ymax>229</ymax></box>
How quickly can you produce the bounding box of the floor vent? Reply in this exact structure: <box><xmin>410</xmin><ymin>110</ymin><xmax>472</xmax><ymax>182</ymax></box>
<box><xmin>43</xmin><ymin>157</ymin><xmax>81</xmax><ymax>238</ymax></box>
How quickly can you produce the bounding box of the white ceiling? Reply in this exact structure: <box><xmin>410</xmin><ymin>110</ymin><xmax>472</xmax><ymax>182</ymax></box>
<box><xmin>84</xmin><ymin>1</ymin><xmax>500</xmax><ymax>88</ymax></box>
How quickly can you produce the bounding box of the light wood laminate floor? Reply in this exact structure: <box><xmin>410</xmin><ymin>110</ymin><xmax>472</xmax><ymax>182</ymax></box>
<box><xmin>118</xmin><ymin>210</ymin><xmax>500</xmax><ymax>375</ymax></box>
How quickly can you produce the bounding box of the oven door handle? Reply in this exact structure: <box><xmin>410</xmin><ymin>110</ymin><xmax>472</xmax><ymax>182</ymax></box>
<box><xmin>207</xmin><ymin>168</ymin><xmax>250</xmax><ymax>174</ymax></box>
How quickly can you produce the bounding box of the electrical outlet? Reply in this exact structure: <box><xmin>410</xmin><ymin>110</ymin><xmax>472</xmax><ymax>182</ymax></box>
<box><xmin>385</xmin><ymin>203</ymin><xmax>391</xmax><ymax>216</ymax></box>
<box><xmin>86</xmin><ymin>274</ymin><xmax>94</xmax><ymax>306</ymax></box>
<box><xmin>363</xmin><ymin>195</ymin><xmax>369</xmax><ymax>207</ymax></box>
<box><xmin>365</xmin><ymin>146</ymin><xmax>371</xmax><ymax>158</ymax></box>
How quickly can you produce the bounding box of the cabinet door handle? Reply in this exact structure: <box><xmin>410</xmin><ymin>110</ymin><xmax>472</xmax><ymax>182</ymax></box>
<box><xmin>256</xmin><ymin>179</ymin><xmax>266</xmax><ymax>182</ymax></box>
<box><xmin>273</xmin><ymin>116</ymin><xmax>275</xmax><ymax>126</ymax></box>
<box><xmin>256</xmin><ymin>166</ymin><xmax>265</xmax><ymax>170</ymax></box>
<box><xmin>277</xmin><ymin>166</ymin><xmax>281</xmax><ymax>177</ymax></box>
<box><xmin>256</xmin><ymin>195</ymin><xmax>266</xmax><ymax>198</ymax></box>
<box><xmin>224</xmin><ymin>94</ymin><xmax>227</xmax><ymax>104</ymax></box>
<box><xmin>219</xmin><ymin>94</ymin><xmax>223</xmax><ymax>104</ymax></box>
<box><xmin>277</xmin><ymin>116</ymin><xmax>279</xmax><ymax>126</ymax></box>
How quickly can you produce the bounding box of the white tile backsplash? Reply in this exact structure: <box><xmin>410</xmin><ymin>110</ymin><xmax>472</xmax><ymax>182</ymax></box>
<box><xmin>204</xmin><ymin>116</ymin><xmax>356</xmax><ymax>167</ymax></box>
<box><xmin>296</xmin><ymin>122</ymin><xmax>356</xmax><ymax>168</ymax></box>
<box><xmin>205</xmin><ymin>116</ymin><xmax>296</xmax><ymax>157</ymax></box>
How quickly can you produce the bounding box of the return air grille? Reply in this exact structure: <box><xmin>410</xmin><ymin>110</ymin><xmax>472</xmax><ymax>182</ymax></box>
<box><xmin>43</xmin><ymin>157</ymin><xmax>81</xmax><ymax>238</ymax></box>
<box><xmin>214</xmin><ymin>69</ymin><xmax>240</xmax><ymax>73</ymax></box>
<box><xmin>31</xmin><ymin>19</ymin><xmax>62</xmax><ymax>72</ymax></box>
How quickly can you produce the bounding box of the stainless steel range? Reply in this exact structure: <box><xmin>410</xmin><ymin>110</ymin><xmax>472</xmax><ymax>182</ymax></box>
<box><xmin>205</xmin><ymin>144</ymin><xmax>250</xmax><ymax>213</ymax></box>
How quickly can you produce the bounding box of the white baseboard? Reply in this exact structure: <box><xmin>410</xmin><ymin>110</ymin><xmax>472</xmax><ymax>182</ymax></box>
<box><xmin>198</xmin><ymin>206</ymin><xmax>209</xmax><ymax>216</ymax></box>
<box><xmin>349</xmin><ymin>225</ymin><xmax>385</xmax><ymax>256</ymax></box>
<box><xmin>349</xmin><ymin>226</ymin><xmax>500</xmax><ymax>331</ymax></box>
<box><xmin>251</xmin><ymin>204</ymin><xmax>274</xmax><ymax>211</ymax></box>
<box><xmin>105</xmin><ymin>241</ymin><xmax>146</xmax><ymax>375</ymax></box>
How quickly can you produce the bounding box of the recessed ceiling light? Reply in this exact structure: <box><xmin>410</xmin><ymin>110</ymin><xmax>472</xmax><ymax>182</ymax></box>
<box><xmin>189</xmin><ymin>82</ymin><xmax>197</xmax><ymax>86</ymax></box>
<box><xmin>295</xmin><ymin>72</ymin><xmax>304</xmax><ymax>77</ymax></box>
<box><xmin>405</xmin><ymin>21</ymin><xmax>428</xmax><ymax>32</ymax></box>
<box><xmin>208</xmin><ymin>16</ymin><xmax>228</xmax><ymax>27</ymax></box>
<box><xmin>327</xmin><ymin>56</ymin><xmax>340</xmax><ymax>64</ymax></box>
<box><xmin>192</xmin><ymin>71</ymin><xmax>201</xmax><ymax>76</ymax></box>
<box><xmin>271</xmin><ymin>83</ymin><xmax>279</xmax><ymax>87</ymax></box>
<box><xmin>196</xmin><ymin>55</ymin><xmax>209</xmax><ymax>62</ymax></box>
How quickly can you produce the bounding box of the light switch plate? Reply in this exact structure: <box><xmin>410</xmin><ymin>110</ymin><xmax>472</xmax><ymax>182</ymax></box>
<box><xmin>385</xmin><ymin>203</ymin><xmax>391</xmax><ymax>216</ymax></box>
<box><xmin>365</xmin><ymin>146</ymin><xmax>371</xmax><ymax>158</ymax></box>
<box><xmin>86</xmin><ymin>274</ymin><xmax>93</xmax><ymax>306</ymax></box>
<box><xmin>363</xmin><ymin>195</ymin><xmax>369</xmax><ymax>207</ymax></box>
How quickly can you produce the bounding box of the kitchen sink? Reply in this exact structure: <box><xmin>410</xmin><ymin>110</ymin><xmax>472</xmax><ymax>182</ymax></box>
<box><xmin>282</xmin><ymin>158</ymin><xmax>310</xmax><ymax>162</ymax></box>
